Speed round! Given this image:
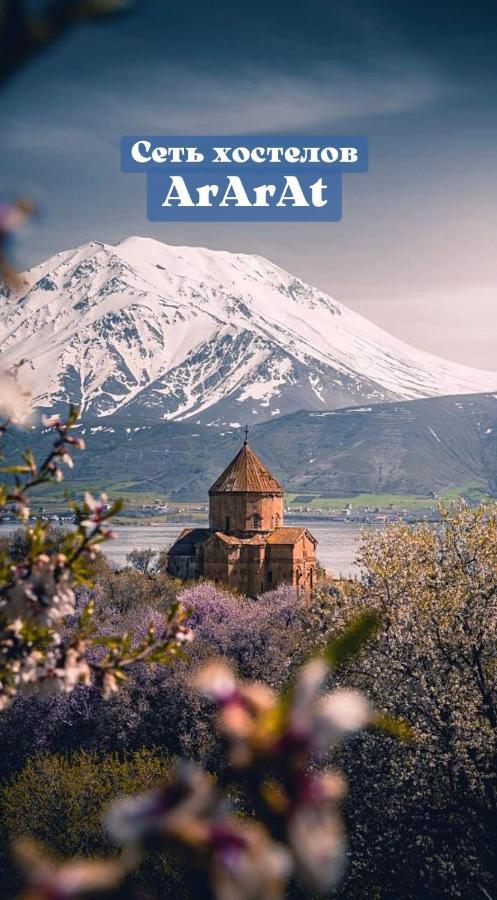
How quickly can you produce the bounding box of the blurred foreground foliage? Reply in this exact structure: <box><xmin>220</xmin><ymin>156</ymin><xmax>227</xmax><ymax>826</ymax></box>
<box><xmin>0</xmin><ymin>0</ymin><xmax>134</xmax><ymax>88</ymax></box>
<box><xmin>3</xmin><ymin>386</ymin><xmax>497</xmax><ymax>896</ymax></box>
<box><xmin>0</xmin><ymin>748</ymin><xmax>178</xmax><ymax>897</ymax></box>
<box><xmin>0</xmin><ymin>398</ymin><xmax>381</xmax><ymax>898</ymax></box>
<box><xmin>1</xmin><ymin>498</ymin><xmax>497</xmax><ymax>895</ymax></box>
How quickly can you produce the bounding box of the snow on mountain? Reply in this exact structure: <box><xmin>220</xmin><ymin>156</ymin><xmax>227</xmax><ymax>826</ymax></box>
<box><xmin>1</xmin><ymin>235</ymin><xmax>496</xmax><ymax>425</ymax></box>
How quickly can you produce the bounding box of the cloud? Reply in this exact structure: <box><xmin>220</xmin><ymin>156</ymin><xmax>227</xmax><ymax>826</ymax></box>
<box><xmin>96</xmin><ymin>58</ymin><xmax>448</xmax><ymax>133</ymax></box>
<box><xmin>350</xmin><ymin>285</ymin><xmax>497</xmax><ymax>370</ymax></box>
<box><xmin>0</xmin><ymin>122</ymin><xmax>112</xmax><ymax>153</ymax></box>
<box><xmin>0</xmin><ymin>48</ymin><xmax>448</xmax><ymax>147</ymax></box>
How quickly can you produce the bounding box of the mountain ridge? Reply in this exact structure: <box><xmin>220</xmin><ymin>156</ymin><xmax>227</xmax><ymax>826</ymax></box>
<box><xmin>1</xmin><ymin>236</ymin><xmax>496</xmax><ymax>425</ymax></box>
<box><xmin>4</xmin><ymin>393</ymin><xmax>497</xmax><ymax>502</ymax></box>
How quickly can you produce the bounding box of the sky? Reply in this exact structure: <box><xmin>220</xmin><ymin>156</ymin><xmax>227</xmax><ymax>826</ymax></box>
<box><xmin>1</xmin><ymin>0</ymin><xmax>497</xmax><ymax>368</ymax></box>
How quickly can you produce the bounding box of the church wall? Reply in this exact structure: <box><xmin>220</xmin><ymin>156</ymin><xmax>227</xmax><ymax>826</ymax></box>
<box><xmin>293</xmin><ymin>534</ymin><xmax>316</xmax><ymax>590</ymax></box>
<box><xmin>168</xmin><ymin>548</ymin><xmax>204</xmax><ymax>579</ymax></box>
<box><xmin>203</xmin><ymin>538</ymin><xmax>236</xmax><ymax>584</ymax></box>
<box><xmin>203</xmin><ymin>536</ymin><xmax>266</xmax><ymax>595</ymax></box>
<box><xmin>264</xmin><ymin>534</ymin><xmax>316</xmax><ymax>591</ymax></box>
<box><xmin>209</xmin><ymin>492</ymin><xmax>284</xmax><ymax>532</ymax></box>
<box><xmin>168</xmin><ymin>529</ymin><xmax>317</xmax><ymax>595</ymax></box>
<box><xmin>264</xmin><ymin>543</ymin><xmax>295</xmax><ymax>590</ymax></box>
<box><xmin>239</xmin><ymin>543</ymin><xmax>266</xmax><ymax>596</ymax></box>
<box><xmin>167</xmin><ymin>441</ymin><xmax>318</xmax><ymax>595</ymax></box>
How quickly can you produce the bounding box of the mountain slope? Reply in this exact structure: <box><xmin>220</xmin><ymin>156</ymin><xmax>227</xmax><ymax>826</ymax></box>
<box><xmin>255</xmin><ymin>393</ymin><xmax>497</xmax><ymax>497</ymax></box>
<box><xmin>5</xmin><ymin>393</ymin><xmax>497</xmax><ymax>500</ymax></box>
<box><xmin>1</xmin><ymin>236</ymin><xmax>497</xmax><ymax>424</ymax></box>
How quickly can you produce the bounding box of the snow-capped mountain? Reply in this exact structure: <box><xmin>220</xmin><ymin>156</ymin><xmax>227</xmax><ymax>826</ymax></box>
<box><xmin>1</xmin><ymin>235</ymin><xmax>497</xmax><ymax>425</ymax></box>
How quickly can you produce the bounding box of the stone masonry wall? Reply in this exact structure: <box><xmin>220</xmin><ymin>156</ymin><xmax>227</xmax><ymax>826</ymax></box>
<box><xmin>209</xmin><ymin>492</ymin><xmax>284</xmax><ymax>532</ymax></box>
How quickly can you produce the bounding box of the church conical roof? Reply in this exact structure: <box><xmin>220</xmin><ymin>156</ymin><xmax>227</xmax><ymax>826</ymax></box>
<box><xmin>209</xmin><ymin>442</ymin><xmax>284</xmax><ymax>495</ymax></box>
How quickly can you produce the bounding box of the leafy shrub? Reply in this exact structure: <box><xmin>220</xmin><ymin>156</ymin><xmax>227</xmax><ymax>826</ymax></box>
<box><xmin>335</xmin><ymin>505</ymin><xmax>497</xmax><ymax>898</ymax></box>
<box><xmin>1</xmin><ymin>748</ymin><xmax>172</xmax><ymax>858</ymax></box>
<box><xmin>0</xmin><ymin>748</ymin><xmax>179</xmax><ymax>898</ymax></box>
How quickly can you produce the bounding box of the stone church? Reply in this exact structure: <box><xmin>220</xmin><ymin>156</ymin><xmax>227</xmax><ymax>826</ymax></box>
<box><xmin>166</xmin><ymin>439</ymin><xmax>317</xmax><ymax>595</ymax></box>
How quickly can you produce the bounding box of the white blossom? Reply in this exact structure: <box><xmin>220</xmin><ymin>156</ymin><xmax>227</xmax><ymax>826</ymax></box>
<box><xmin>5</xmin><ymin>554</ymin><xmax>75</xmax><ymax>625</ymax></box>
<box><xmin>0</xmin><ymin>371</ymin><xmax>33</xmax><ymax>425</ymax></box>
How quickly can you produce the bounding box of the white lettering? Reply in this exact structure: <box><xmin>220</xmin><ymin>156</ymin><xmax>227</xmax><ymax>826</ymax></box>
<box><xmin>161</xmin><ymin>176</ymin><xmax>195</xmax><ymax>206</ymax></box>
<box><xmin>131</xmin><ymin>140</ymin><xmax>152</xmax><ymax>163</ymax></box>
<box><xmin>276</xmin><ymin>176</ymin><xmax>309</xmax><ymax>207</ymax></box>
<box><xmin>267</xmin><ymin>146</ymin><xmax>284</xmax><ymax>163</ymax></box>
<box><xmin>340</xmin><ymin>147</ymin><xmax>358</xmax><ymax>162</ymax></box>
<box><xmin>213</xmin><ymin>147</ymin><xmax>232</xmax><ymax>163</ymax></box>
<box><xmin>196</xmin><ymin>183</ymin><xmax>219</xmax><ymax>206</ymax></box>
<box><xmin>152</xmin><ymin>145</ymin><xmax>171</xmax><ymax>163</ymax></box>
<box><xmin>232</xmin><ymin>146</ymin><xmax>250</xmax><ymax>163</ymax></box>
<box><xmin>320</xmin><ymin>146</ymin><xmax>339</xmax><ymax>163</ymax></box>
<box><xmin>309</xmin><ymin>178</ymin><xmax>327</xmax><ymax>206</ymax></box>
<box><xmin>251</xmin><ymin>147</ymin><xmax>266</xmax><ymax>163</ymax></box>
<box><xmin>158</xmin><ymin>175</ymin><xmax>330</xmax><ymax>208</ymax></box>
<box><xmin>219</xmin><ymin>176</ymin><xmax>252</xmax><ymax>206</ymax></box>
<box><xmin>253</xmin><ymin>184</ymin><xmax>277</xmax><ymax>206</ymax></box>
<box><xmin>186</xmin><ymin>147</ymin><xmax>204</xmax><ymax>162</ymax></box>
<box><xmin>300</xmin><ymin>147</ymin><xmax>320</xmax><ymax>163</ymax></box>
<box><xmin>284</xmin><ymin>146</ymin><xmax>300</xmax><ymax>162</ymax></box>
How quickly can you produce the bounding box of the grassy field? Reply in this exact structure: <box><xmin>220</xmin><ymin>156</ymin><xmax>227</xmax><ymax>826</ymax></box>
<box><xmin>8</xmin><ymin>478</ymin><xmax>491</xmax><ymax>524</ymax></box>
<box><xmin>285</xmin><ymin>482</ymin><xmax>490</xmax><ymax>512</ymax></box>
<box><xmin>13</xmin><ymin>479</ymin><xmax>208</xmax><ymax>522</ymax></box>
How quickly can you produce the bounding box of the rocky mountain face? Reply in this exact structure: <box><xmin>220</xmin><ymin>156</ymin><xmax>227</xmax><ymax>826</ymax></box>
<box><xmin>254</xmin><ymin>393</ymin><xmax>497</xmax><ymax>497</ymax></box>
<box><xmin>5</xmin><ymin>394</ymin><xmax>497</xmax><ymax>500</ymax></box>
<box><xmin>1</xmin><ymin>236</ymin><xmax>497</xmax><ymax>426</ymax></box>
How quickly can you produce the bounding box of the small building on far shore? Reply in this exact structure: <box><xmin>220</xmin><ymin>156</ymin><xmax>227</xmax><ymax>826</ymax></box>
<box><xmin>166</xmin><ymin>439</ymin><xmax>317</xmax><ymax>595</ymax></box>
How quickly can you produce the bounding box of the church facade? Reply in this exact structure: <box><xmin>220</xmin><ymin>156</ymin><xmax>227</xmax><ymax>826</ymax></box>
<box><xmin>166</xmin><ymin>440</ymin><xmax>317</xmax><ymax>595</ymax></box>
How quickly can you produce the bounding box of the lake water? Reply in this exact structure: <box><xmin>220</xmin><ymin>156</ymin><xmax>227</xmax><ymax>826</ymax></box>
<box><xmin>109</xmin><ymin>521</ymin><xmax>368</xmax><ymax>576</ymax></box>
<box><xmin>0</xmin><ymin>520</ymin><xmax>370</xmax><ymax>577</ymax></box>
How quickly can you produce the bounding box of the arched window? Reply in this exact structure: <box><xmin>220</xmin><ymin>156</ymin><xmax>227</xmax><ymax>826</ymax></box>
<box><xmin>225</xmin><ymin>516</ymin><xmax>231</xmax><ymax>531</ymax></box>
<box><xmin>275</xmin><ymin>513</ymin><xmax>280</xmax><ymax>527</ymax></box>
<box><xmin>252</xmin><ymin>513</ymin><xmax>261</xmax><ymax>529</ymax></box>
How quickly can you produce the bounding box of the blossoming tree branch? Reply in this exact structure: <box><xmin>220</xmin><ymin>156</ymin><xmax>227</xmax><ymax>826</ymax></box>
<box><xmin>0</xmin><ymin>371</ymin><xmax>393</xmax><ymax>899</ymax></box>
<box><xmin>0</xmin><ymin>382</ymin><xmax>192</xmax><ymax>711</ymax></box>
